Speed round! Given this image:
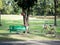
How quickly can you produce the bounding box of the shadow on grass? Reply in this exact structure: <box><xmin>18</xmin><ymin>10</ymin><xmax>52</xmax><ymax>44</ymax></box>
<box><xmin>30</xmin><ymin>32</ymin><xmax>60</xmax><ymax>40</ymax></box>
<box><xmin>56</xmin><ymin>32</ymin><xmax>60</xmax><ymax>38</ymax></box>
<box><xmin>0</xmin><ymin>33</ymin><xmax>25</xmax><ymax>41</ymax></box>
<box><xmin>0</xmin><ymin>37</ymin><xmax>25</xmax><ymax>41</ymax></box>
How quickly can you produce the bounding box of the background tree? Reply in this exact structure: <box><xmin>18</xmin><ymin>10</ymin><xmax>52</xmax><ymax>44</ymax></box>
<box><xmin>1</xmin><ymin>0</ymin><xmax>21</xmax><ymax>14</ymax></box>
<box><xmin>54</xmin><ymin>0</ymin><xmax>60</xmax><ymax>17</ymax></box>
<box><xmin>33</xmin><ymin>0</ymin><xmax>54</xmax><ymax>16</ymax></box>
<box><xmin>54</xmin><ymin>0</ymin><xmax>57</xmax><ymax>26</ymax></box>
<box><xmin>14</xmin><ymin>0</ymin><xmax>37</xmax><ymax>33</ymax></box>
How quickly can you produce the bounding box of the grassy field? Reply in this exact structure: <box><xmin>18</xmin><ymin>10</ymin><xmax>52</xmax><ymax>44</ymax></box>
<box><xmin>0</xmin><ymin>19</ymin><xmax>60</xmax><ymax>33</ymax></box>
<box><xmin>0</xmin><ymin>16</ymin><xmax>60</xmax><ymax>41</ymax></box>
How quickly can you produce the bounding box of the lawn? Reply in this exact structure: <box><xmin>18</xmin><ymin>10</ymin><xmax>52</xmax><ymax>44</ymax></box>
<box><xmin>0</xmin><ymin>16</ymin><xmax>60</xmax><ymax>41</ymax></box>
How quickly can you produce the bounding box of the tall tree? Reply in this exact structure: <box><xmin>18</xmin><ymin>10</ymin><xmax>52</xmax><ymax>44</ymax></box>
<box><xmin>54</xmin><ymin>0</ymin><xmax>57</xmax><ymax>26</ymax></box>
<box><xmin>14</xmin><ymin>0</ymin><xmax>37</xmax><ymax>33</ymax></box>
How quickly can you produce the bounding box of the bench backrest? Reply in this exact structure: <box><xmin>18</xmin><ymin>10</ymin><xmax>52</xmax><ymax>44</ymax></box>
<box><xmin>9</xmin><ymin>25</ymin><xmax>26</xmax><ymax>31</ymax></box>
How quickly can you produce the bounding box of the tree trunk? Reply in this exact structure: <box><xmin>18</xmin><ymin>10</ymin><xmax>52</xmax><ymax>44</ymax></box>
<box><xmin>54</xmin><ymin>14</ymin><xmax>56</xmax><ymax>26</ymax></box>
<box><xmin>22</xmin><ymin>9</ymin><xmax>29</xmax><ymax>33</ymax></box>
<box><xmin>54</xmin><ymin>0</ymin><xmax>57</xmax><ymax>26</ymax></box>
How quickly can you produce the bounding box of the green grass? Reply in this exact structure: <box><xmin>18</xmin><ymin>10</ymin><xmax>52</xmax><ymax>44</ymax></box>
<box><xmin>0</xmin><ymin>19</ymin><xmax>60</xmax><ymax>40</ymax></box>
<box><xmin>0</xmin><ymin>19</ymin><xmax>60</xmax><ymax>33</ymax></box>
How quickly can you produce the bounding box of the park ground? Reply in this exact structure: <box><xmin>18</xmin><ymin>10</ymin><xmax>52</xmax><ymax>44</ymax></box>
<box><xmin>0</xmin><ymin>15</ymin><xmax>60</xmax><ymax>41</ymax></box>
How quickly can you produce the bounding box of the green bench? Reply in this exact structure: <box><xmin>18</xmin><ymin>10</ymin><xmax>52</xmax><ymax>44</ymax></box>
<box><xmin>9</xmin><ymin>25</ymin><xmax>26</xmax><ymax>33</ymax></box>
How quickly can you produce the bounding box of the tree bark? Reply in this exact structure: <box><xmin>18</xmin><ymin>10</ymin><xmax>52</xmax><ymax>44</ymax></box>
<box><xmin>54</xmin><ymin>0</ymin><xmax>57</xmax><ymax>26</ymax></box>
<box><xmin>22</xmin><ymin>9</ymin><xmax>29</xmax><ymax>33</ymax></box>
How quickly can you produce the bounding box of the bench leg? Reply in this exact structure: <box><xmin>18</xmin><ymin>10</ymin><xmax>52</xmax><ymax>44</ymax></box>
<box><xmin>16</xmin><ymin>30</ymin><xmax>20</xmax><ymax>34</ymax></box>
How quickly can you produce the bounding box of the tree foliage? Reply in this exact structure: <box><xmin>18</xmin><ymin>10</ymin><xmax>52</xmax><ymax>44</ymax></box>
<box><xmin>33</xmin><ymin>0</ymin><xmax>55</xmax><ymax>16</ymax></box>
<box><xmin>0</xmin><ymin>0</ymin><xmax>21</xmax><ymax>14</ymax></box>
<box><xmin>14</xmin><ymin>0</ymin><xmax>37</xmax><ymax>10</ymax></box>
<box><xmin>0</xmin><ymin>0</ymin><xmax>60</xmax><ymax>15</ymax></box>
<box><xmin>0</xmin><ymin>0</ymin><xmax>3</xmax><ymax>10</ymax></box>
